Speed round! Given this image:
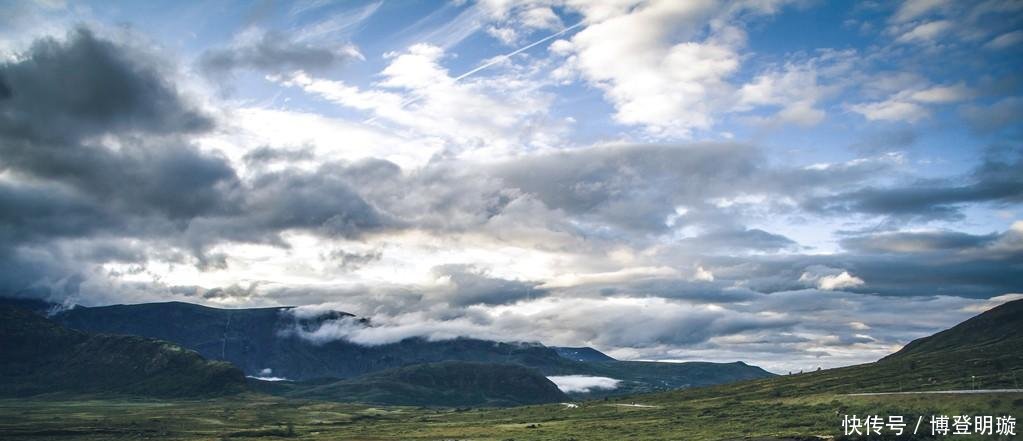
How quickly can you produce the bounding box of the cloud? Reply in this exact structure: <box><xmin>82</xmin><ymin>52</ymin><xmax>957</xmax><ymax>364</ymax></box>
<box><xmin>840</xmin><ymin>230</ymin><xmax>999</xmax><ymax>254</ymax></box>
<box><xmin>0</xmin><ymin>28</ymin><xmax>245</xmax><ymax>295</ymax></box>
<box><xmin>0</xmin><ymin>11</ymin><xmax>1019</xmax><ymax>375</ymax></box>
<box><xmin>960</xmin><ymin>97</ymin><xmax>1023</xmax><ymax>133</ymax></box>
<box><xmin>0</xmin><ymin>28</ymin><xmax>233</xmax><ymax>220</ymax></box>
<box><xmin>736</xmin><ymin>52</ymin><xmax>854</xmax><ymax>127</ymax></box>
<box><xmin>0</xmin><ymin>28</ymin><xmax>211</xmax><ymax>140</ymax></box>
<box><xmin>256</xmin><ymin>279</ymin><xmax>1022</xmax><ymax>372</ymax></box>
<box><xmin>560</xmin><ymin>1</ymin><xmax>741</xmax><ymax>137</ymax></box>
<box><xmin>984</xmin><ymin>30</ymin><xmax>1023</xmax><ymax>50</ymax></box>
<box><xmin>891</xmin><ymin>0</ymin><xmax>950</xmax><ymax>23</ymax></box>
<box><xmin>817</xmin><ymin>272</ymin><xmax>865</xmax><ymax>291</ymax></box>
<box><xmin>547</xmin><ymin>375</ymin><xmax>621</xmax><ymax>393</ymax></box>
<box><xmin>199</xmin><ymin>28</ymin><xmax>362</xmax><ymax>77</ymax></box>
<box><xmin>0</xmin><ymin>29</ymin><xmax>408</xmax><ymax>299</ymax></box>
<box><xmin>274</xmin><ymin>42</ymin><xmax>565</xmax><ymax>159</ymax></box>
<box><xmin>847</xmin><ymin>128</ymin><xmax>917</xmax><ymax>154</ymax></box>
<box><xmin>479</xmin><ymin>2</ymin><xmax>563</xmax><ymax>45</ymax></box>
<box><xmin>804</xmin><ymin>147</ymin><xmax>1023</xmax><ymax>220</ymax></box>
<box><xmin>799</xmin><ymin>266</ymin><xmax>865</xmax><ymax>291</ymax></box>
<box><xmin>895</xmin><ymin>19</ymin><xmax>953</xmax><ymax>44</ymax></box>
<box><xmin>432</xmin><ymin>264</ymin><xmax>546</xmax><ymax>306</ymax></box>
<box><xmin>493</xmin><ymin>143</ymin><xmax>765</xmax><ymax>234</ymax></box>
<box><xmin>850</xmin><ymin>83</ymin><xmax>970</xmax><ymax>122</ymax></box>
<box><xmin>681</xmin><ymin>228</ymin><xmax>797</xmax><ymax>253</ymax></box>
<box><xmin>323</xmin><ymin>248</ymin><xmax>383</xmax><ymax>271</ymax></box>
<box><xmin>840</xmin><ymin>222</ymin><xmax>1023</xmax><ymax>260</ymax></box>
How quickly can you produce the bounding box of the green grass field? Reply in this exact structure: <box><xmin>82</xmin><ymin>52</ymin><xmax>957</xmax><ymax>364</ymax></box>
<box><xmin>1</xmin><ymin>387</ymin><xmax>1018</xmax><ymax>440</ymax></box>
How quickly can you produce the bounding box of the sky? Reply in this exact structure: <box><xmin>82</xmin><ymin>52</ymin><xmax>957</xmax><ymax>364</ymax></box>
<box><xmin>0</xmin><ymin>0</ymin><xmax>1021</xmax><ymax>373</ymax></box>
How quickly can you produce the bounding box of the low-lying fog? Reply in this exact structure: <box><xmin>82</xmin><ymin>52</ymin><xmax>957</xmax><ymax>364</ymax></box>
<box><xmin>547</xmin><ymin>375</ymin><xmax>621</xmax><ymax>393</ymax></box>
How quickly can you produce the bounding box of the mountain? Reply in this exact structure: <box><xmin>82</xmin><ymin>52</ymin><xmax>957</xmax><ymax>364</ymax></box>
<box><xmin>54</xmin><ymin>301</ymin><xmax>574</xmax><ymax>381</ymax></box>
<box><xmin>553</xmin><ymin>346</ymin><xmax>616</xmax><ymax>362</ymax></box>
<box><xmin>259</xmin><ymin>361</ymin><xmax>568</xmax><ymax>407</ymax></box>
<box><xmin>49</xmin><ymin>300</ymin><xmax>775</xmax><ymax>396</ymax></box>
<box><xmin>0</xmin><ymin>306</ymin><xmax>246</xmax><ymax>398</ymax></box>
<box><xmin>883</xmin><ymin>297</ymin><xmax>1023</xmax><ymax>360</ymax></box>
<box><xmin>0</xmin><ymin>296</ymin><xmax>61</xmax><ymax>315</ymax></box>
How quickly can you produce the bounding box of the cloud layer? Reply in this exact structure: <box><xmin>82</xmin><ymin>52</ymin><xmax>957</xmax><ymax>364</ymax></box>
<box><xmin>0</xmin><ymin>0</ymin><xmax>1020</xmax><ymax>372</ymax></box>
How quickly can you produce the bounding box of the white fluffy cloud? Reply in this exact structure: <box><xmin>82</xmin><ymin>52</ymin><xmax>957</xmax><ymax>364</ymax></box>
<box><xmin>816</xmin><ymin>272</ymin><xmax>865</xmax><ymax>291</ymax></box>
<box><xmin>799</xmin><ymin>266</ymin><xmax>865</xmax><ymax>291</ymax></box>
<box><xmin>560</xmin><ymin>1</ymin><xmax>740</xmax><ymax>137</ymax></box>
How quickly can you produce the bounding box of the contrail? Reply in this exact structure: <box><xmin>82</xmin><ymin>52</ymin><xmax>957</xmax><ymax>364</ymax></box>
<box><xmin>452</xmin><ymin>20</ymin><xmax>585</xmax><ymax>82</ymax></box>
<box><xmin>364</xmin><ymin>20</ymin><xmax>585</xmax><ymax>124</ymax></box>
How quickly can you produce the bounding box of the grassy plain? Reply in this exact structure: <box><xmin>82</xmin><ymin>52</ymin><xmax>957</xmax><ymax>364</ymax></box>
<box><xmin>1</xmin><ymin>388</ymin><xmax>1019</xmax><ymax>441</ymax></box>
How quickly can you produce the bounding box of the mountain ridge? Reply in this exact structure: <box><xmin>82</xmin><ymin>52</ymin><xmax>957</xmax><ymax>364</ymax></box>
<box><xmin>40</xmin><ymin>299</ymin><xmax>775</xmax><ymax>396</ymax></box>
<box><xmin>0</xmin><ymin>305</ymin><xmax>247</xmax><ymax>398</ymax></box>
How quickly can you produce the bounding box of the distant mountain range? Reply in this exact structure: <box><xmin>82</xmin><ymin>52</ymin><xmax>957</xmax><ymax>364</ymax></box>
<box><xmin>51</xmin><ymin>301</ymin><xmax>578</xmax><ymax>380</ymax></box>
<box><xmin>2</xmin><ymin>297</ymin><xmax>1020</xmax><ymax>407</ymax></box>
<box><xmin>48</xmin><ymin>300</ymin><xmax>774</xmax><ymax>398</ymax></box>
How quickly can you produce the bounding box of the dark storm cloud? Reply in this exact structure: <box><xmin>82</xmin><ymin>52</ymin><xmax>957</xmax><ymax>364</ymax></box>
<box><xmin>242</xmin><ymin>145</ymin><xmax>316</xmax><ymax>165</ymax></box>
<box><xmin>0</xmin><ymin>181</ymin><xmax>118</xmax><ymax>246</ymax></box>
<box><xmin>0</xmin><ymin>28</ymin><xmax>242</xmax><ymax>298</ymax></box>
<box><xmin>179</xmin><ymin>161</ymin><xmax>396</xmax><ymax>264</ymax></box>
<box><xmin>199</xmin><ymin>30</ymin><xmax>361</xmax><ymax>77</ymax></box>
<box><xmin>0</xmin><ymin>28</ymin><xmax>211</xmax><ymax>141</ymax></box>
<box><xmin>0</xmin><ymin>28</ymin><xmax>238</xmax><ymax>221</ymax></box>
<box><xmin>432</xmin><ymin>264</ymin><xmax>546</xmax><ymax>307</ymax></box>
<box><xmin>0</xmin><ymin>29</ymin><xmax>389</xmax><ymax>298</ymax></box>
<box><xmin>0</xmin><ymin>73</ymin><xmax>11</xmax><ymax>100</ymax></box>
<box><xmin>243</xmin><ymin>164</ymin><xmax>393</xmax><ymax>237</ymax></box>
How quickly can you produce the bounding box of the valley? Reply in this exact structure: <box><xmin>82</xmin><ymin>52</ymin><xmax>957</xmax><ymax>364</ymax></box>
<box><xmin>1</xmin><ymin>299</ymin><xmax>1021</xmax><ymax>440</ymax></box>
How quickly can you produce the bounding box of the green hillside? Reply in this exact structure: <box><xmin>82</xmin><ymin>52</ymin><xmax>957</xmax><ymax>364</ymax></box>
<box><xmin>885</xmin><ymin>297</ymin><xmax>1023</xmax><ymax>360</ymax></box>
<box><xmin>261</xmin><ymin>361</ymin><xmax>568</xmax><ymax>407</ymax></box>
<box><xmin>0</xmin><ymin>306</ymin><xmax>246</xmax><ymax>398</ymax></box>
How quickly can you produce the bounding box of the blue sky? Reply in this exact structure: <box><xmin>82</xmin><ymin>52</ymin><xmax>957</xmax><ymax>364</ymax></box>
<box><xmin>0</xmin><ymin>0</ymin><xmax>1021</xmax><ymax>372</ymax></box>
